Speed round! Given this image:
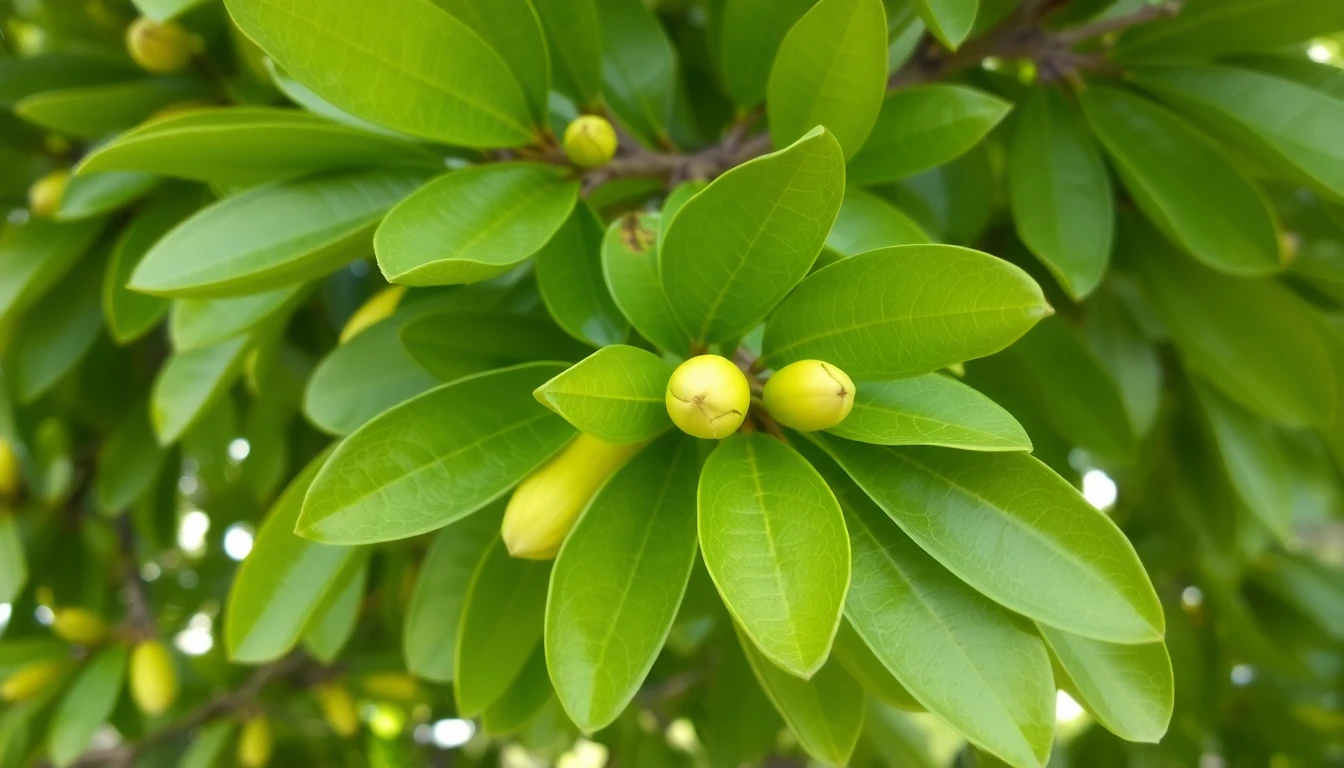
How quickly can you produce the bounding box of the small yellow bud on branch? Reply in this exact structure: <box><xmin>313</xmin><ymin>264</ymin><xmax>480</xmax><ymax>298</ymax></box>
<box><xmin>0</xmin><ymin>658</ymin><xmax>66</xmax><ymax>702</ymax></box>
<box><xmin>762</xmin><ymin>360</ymin><xmax>855</xmax><ymax>432</ymax></box>
<box><xmin>27</xmin><ymin>170</ymin><xmax>68</xmax><ymax>219</ymax></box>
<box><xmin>237</xmin><ymin>715</ymin><xmax>273</xmax><ymax>767</ymax></box>
<box><xmin>130</xmin><ymin>639</ymin><xmax>178</xmax><ymax>716</ymax></box>
<box><xmin>316</xmin><ymin>682</ymin><xmax>360</xmax><ymax>737</ymax></box>
<box><xmin>563</xmin><ymin>115</ymin><xmax>618</xmax><ymax>168</ymax></box>
<box><xmin>125</xmin><ymin>17</ymin><xmax>194</xmax><ymax>74</ymax></box>
<box><xmin>665</xmin><ymin>355</ymin><xmax>751</xmax><ymax>439</ymax></box>
<box><xmin>52</xmin><ymin>607</ymin><xmax>109</xmax><ymax>646</ymax></box>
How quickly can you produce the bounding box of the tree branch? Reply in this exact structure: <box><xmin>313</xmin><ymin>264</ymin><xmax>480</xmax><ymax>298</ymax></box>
<box><xmin>1056</xmin><ymin>0</ymin><xmax>1184</xmax><ymax>44</ymax></box>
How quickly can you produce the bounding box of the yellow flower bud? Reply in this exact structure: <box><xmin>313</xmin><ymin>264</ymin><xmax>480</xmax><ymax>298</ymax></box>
<box><xmin>502</xmin><ymin>434</ymin><xmax>641</xmax><ymax>559</ymax></box>
<box><xmin>27</xmin><ymin>170</ymin><xmax>69</xmax><ymax>219</ymax></box>
<box><xmin>339</xmin><ymin>285</ymin><xmax>407</xmax><ymax>343</ymax></box>
<box><xmin>563</xmin><ymin>115</ymin><xmax>618</xmax><ymax>168</ymax></box>
<box><xmin>52</xmin><ymin>608</ymin><xmax>109</xmax><ymax>646</ymax></box>
<box><xmin>360</xmin><ymin>672</ymin><xmax>420</xmax><ymax>702</ymax></box>
<box><xmin>237</xmin><ymin>715</ymin><xmax>273</xmax><ymax>768</ymax></box>
<box><xmin>130</xmin><ymin>640</ymin><xmax>177</xmax><ymax>716</ymax></box>
<box><xmin>0</xmin><ymin>658</ymin><xmax>66</xmax><ymax>702</ymax></box>
<box><xmin>316</xmin><ymin>682</ymin><xmax>359</xmax><ymax>737</ymax></box>
<box><xmin>125</xmin><ymin>17</ymin><xmax>194</xmax><ymax>74</ymax></box>
<box><xmin>0</xmin><ymin>437</ymin><xmax>20</xmax><ymax>501</ymax></box>
<box><xmin>762</xmin><ymin>360</ymin><xmax>855</xmax><ymax>432</ymax></box>
<box><xmin>665</xmin><ymin>355</ymin><xmax>751</xmax><ymax>439</ymax></box>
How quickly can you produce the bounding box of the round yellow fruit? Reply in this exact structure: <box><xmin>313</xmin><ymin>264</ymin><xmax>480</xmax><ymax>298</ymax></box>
<box><xmin>125</xmin><ymin>17</ymin><xmax>194</xmax><ymax>74</ymax></box>
<box><xmin>0</xmin><ymin>658</ymin><xmax>66</xmax><ymax>702</ymax></box>
<box><xmin>130</xmin><ymin>640</ymin><xmax>177</xmax><ymax>716</ymax></box>
<box><xmin>237</xmin><ymin>715</ymin><xmax>273</xmax><ymax>767</ymax></box>
<box><xmin>316</xmin><ymin>682</ymin><xmax>359</xmax><ymax>737</ymax></box>
<box><xmin>665</xmin><ymin>355</ymin><xmax>751</xmax><ymax>439</ymax></box>
<box><xmin>52</xmin><ymin>607</ymin><xmax>109</xmax><ymax>646</ymax></box>
<box><xmin>27</xmin><ymin>170</ymin><xmax>69</xmax><ymax>219</ymax></box>
<box><xmin>563</xmin><ymin>115</ymin><xmax>618</xmax><ymax>168</ymax></box>
<box><xmin>762</xmin><ymin>360</ymin><xmax>855</xmax><ymax>432</ymax></box>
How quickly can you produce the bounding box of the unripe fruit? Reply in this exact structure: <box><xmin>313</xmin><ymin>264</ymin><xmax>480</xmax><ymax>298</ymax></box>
<box><xmin>339</xmin><ymin>285</ymin><xmax>406</xmax><ymax>343</ymax></box>
<box><xmin>563</xmin><ymin>115</ymin><xmax>618</xmax><ymax>168</ymax></box>
<box><xmin>238</xmin><ymin>715</ymin><xmax>273</xmax><ymax>767</ymax></box>
<box><xmin>316</xmin><ymin>682</ymin><xmax>359</xmax><ymax>737</ymax></box>
<box><xmin>52</xmin><ymin>607</ymin><xmax>109</xmax><ymax>646</ymax></box>
<box><xmin>27</xmin><ymin>170</ymin><xmax>69</xmax><ymax>219</ymax></box>
<box><xmin>125</xmin><ymin>17</ymin><xmax>193</xmax><ymax>74</ymax></box>
<box><xmin>129</xmin><ymin>640</ymin><xmax>177</xmax><ymax>716</ymax></box>
<box><xmin>0</xmin><ymin>658</ymin><xmax>66</xmax><ymax>702</ymax></box>
<box><xmin>762</xmin><ymin>360</ymin><xmax>855</xmax><ymax>432</ymax></box>
<box><xmin>0</xmin><ymin>437</ymin><xmax>20</xmax><ymax>501</ymax></box>
<box><xmin>665</xmin><ymin>355</ymin><xmax>751</xmax><ymax>439</ymax></box>
<box><xmin>502</xmin><ymin>434</ymin><xmax>641</xmax><ymax>559</ymax></box>
<box><xmin>360</xmin><ymin>672</ymin><xmax>420</xmax><ymax>702</ymax></box>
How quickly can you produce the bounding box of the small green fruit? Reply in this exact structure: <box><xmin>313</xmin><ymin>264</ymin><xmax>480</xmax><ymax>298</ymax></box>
<box><xmin>125</xmin><ymin>17</ymin><xmax>194</xmax><ymax>74</ymax></box>
<box><xmin>762</xmin><ymin>360</ymin><xmax>855</xmax><ymax>432</ymax></box>
<box><xmin>0</xmin><ymin>658</ymin><xmax>66</xmax><ymax>702</ymax></box>
<box><xmin>237</xmin><ymin>715</ymin><xmax>273</xmax><ymax>767</ymax></box>
<box><xmin>563</xmin><ymin>115</ymin><xmax>618</xmax><ymax>168</ymax></box>
<box><xmin>27</xmin><ymin>170</ymin><xmax>69</xmax><ymax>219</ymax></box>
<box><xmin>130</xmin><ymin>640</ymin><xmax>177</xmax><ymax>716</ymax></box>
<box><xmin>52</xmin><ymin>607</ymin><xmax>109</xmax><ymax>646</ymax></box>
<box><xmin>666</xmin><ymin>355</ymin><xmax>751</xmax><ymax>439</ymax></box>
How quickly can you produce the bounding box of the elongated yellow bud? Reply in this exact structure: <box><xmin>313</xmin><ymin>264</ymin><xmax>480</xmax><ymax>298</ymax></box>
<box><xmin>502</xmin><ymin>434</ymin><xmax>641</xmax><ymax>559</ymax></box>
<box><xmin>0</xmin><ymin>437</ymin><xmax>20</xmax><ymax>501</ymax></box>
<box><xmin>125</xmin><ymin>17</ymin><xmax>194</xmax><ymax>74</ymax></box>
<box><xmin>52</xmin><ymin>608</ymin><xmax>109</xmax><ymax>646</ymax></box>
<box><xmin>0</xmin><ymin>658</ymin><xmax>66</xmax><ymax>702</ymax></box>
<box><xmin>762</xmin><ymin>360</ymin><xmax>855</xmax><ymax>432</ymax></box>
<box><xmin>28</xmin><ymin>170</ymin><xmax>69</xmax><ymax>219</ymax></box>
<box><xmin>316</xmin><ymin>682</ymin><xmax>359</xmax><ymax>737</ymax></box>
<box><xmin>238</xmin><ymin>715</ymin><xmax>273</xmax><ymax>767</ymax></box>
<box><xmin>665</xmin><ymin>355</ymin><xmax>751</xmax><ymax>439</ymax></box>
<box><xmin>130</xmin><ymin>640</ymin><xmax>177</xmax><ymax>716</ymax></box>
<box><xmin>563</xmin><ymin>115</ymin><xmax>618</xmax><ymax>168</ymax></box>
<box><xmin>340</xmin><ymin>285</ymin><xmax>407</xmax><ymax>343</ymax></box>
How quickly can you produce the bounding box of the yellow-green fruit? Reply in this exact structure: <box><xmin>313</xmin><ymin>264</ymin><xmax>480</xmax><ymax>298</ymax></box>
<box><xmin>339</xmin><ymin>285</ymin><xmax>407</xmax><ymax>343</ymax></box>
<box><xmin>125</xmin><ymin>17</ymin><xmax>193</xmax><ymax>74</ymax></box>
<box><xmin>52</xmin><ymin>608</ymin><xmax>109</xmax><ymax>646</ymax></box>
<box><xmin>502</xmin><ymin>434</ymin><xmax>642</xmax><ymax>559</ymax></box>
<box><xmin>665</xmin><ymin>355</ymin><xmax>751</xmax><ymax>439</ymax></box>
<box><xmin>563</xmin><ymin>115</ymin><xmax>618</xmax><ymax>168</ymax></box>
<box><xmin>762</xmin><ymin>360</ymin><xmax>855</xmax><ymax>432</ymax></box>
<box><xmin>0</xmin><ymin>437</ymin><xmax>20</xmax><ymax>501</ymax></box>
<box><xmin>360</xmin><ymin>672</ymin><xmax>419</xmax><ymax>701</ymax></box>
<box><xmin>130</xmin><ymin>640</ymin><xmax>177</xmax><ymax>716</ymax></box>
<box><xmin>316</xmin><ymin>682</ymin><xmax>359</xmax><ymax>737</ymax></box>
<box><xmin>0</xmin><ymin>658</ymin><xmax>66</xmax><ymax>702</ymax></box>
<box><xmin>27</xmin><ymin>170</ymin><xmax>69</xmax><ymax>219</ymax></box>
<box><xmin>237</xmin><ymin>716</ymin><xmax>273</xmax><ymax>767</ymax></box>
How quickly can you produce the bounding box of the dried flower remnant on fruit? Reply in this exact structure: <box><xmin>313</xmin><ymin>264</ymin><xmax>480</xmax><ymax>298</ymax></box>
<box><xmin>665</xmin><ymin>355</ymin><xmax>751</xmax><ymax>439</ymax></box>
<box><xmin>125</xmin><ymin>17</ymin><xmax>194</xmax><ymax>74</ymax></box>
<box><xmin>27</xmin><ymin>169</ymin><xmax>68</xmax><ymax>219</ymax></box>
<box><xmin>763</xmin><ymin>359</ymin><xmax>855</xmax><ymax>432</ymax></box>
<box><xmin>564</xmin><ymin>115</ymin><xmax>618</xmax><ymax>168</ymax></box>
<box><xmin>130</xmin><ymin>639</ymin><xmax>178</xmax><ymax>715</ymax></box>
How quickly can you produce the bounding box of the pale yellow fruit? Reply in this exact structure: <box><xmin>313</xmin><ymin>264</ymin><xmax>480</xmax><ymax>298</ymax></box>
<box><xmin>501</xmin><ymin>434</ymin><xmax>642</xmax><ymax>559</ymax></box>
<box><xmin>339</xmin><ymin>285</ymin><xmax>407</xmax><ymax>343</ymax></box>
<box><xmin>316</xmin><ymin>682</ymin><xmax>359</xmax><ymax>737</ymax></box>
<box><xmin>0</xmin><ymin>437</ymin><xmax>20</xmax><ymax>501</ymax></box>
<box><xmin>665</xmin><ymin>355</ymin><xmax>751</xmax><ymax>439</ymax></box>
<box><xmin>360</xmin><ymin>672</ymin><xmax>419</xmax><ymax>701</ymax></box>
<box><xmin>125</xmin><ymin>17</ymin><xmax>193</xmax><ymax>74</ymax></box>
<box><xmin>563</xmin><ymin>115</ymin><xmax>618</xmax><ymax>168</ymax></box>
<box><xmin>762</xmin><ymin>360</ymin><xmax>855</xmax><ymax>432</ymax></box>
<box><xmin>27</xmin><ymin>170</ymin><xmax>69</xmax><ymax>219</ymax></box>
<box><xmin>237</xmin><ymin>715</ymin><xmax>273</xmax><ymax>767</ymax></box>
<box><xmin>0</xmin><ymin>658</ymin><xmax>66</xmax><ymax>702</ymax></box>
<box><xmin>52</xmin><ymin>608</ymin><xmax>109</xmax><ymax>646</ymax></box>
<box><xmin>130</xmin><ymin>640</ymin><xmax>177</xmax><ymax>715</ymax></box>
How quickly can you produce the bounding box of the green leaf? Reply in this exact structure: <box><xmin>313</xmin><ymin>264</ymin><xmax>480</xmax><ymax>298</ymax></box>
<box><xmin>299</xmin><ymin>363</ymin><xmax>575</xmax><ymax>544</ymax></box>
<box><xmin>150</xmin><ymin>333</ymin><xmax>253</xmax><ymax>445</ymax></box>
<box><xmin>1078</xmin><ymin>85</ymin><xmax>1282</xmax><ymax>276</ymax></box>
<box><xmin>132</xmin><ymin>0</ymin><xmax>209</xmax><ymax>21</ymax></box>
<box><xmin>225</xmin><ymin>0</ymin><xmax>536</xmax><ymax>146</ymax></box>
<box><xmin>430</xmin><ymin>0</ymin><xmax>551</xmax><ymax>121</ymax></box>
<box><xmin>767</xmin><ymin>0</ymin><xmax>888</xmax><ymax>158</ymax></box>
<box><xmin>594</xmin><ymin>0</ymin><xmax>677</xmax><ymax>144</ymax></box>
<box><xmin>762</xmin><ymin>245</ymin><xmax>1050</xmax><ymax>378</ymax></box>
<box><xmin>831</xmin><ymin>620</ymin><xmax>922</xmax><ymax>712</ymax></box>
<box><xmin>1008</xmin><ymin>88</ymin><xmax>1113</xmax><ymax>300</ymax></box>
<box><xmin>483</xmin><ymin>648</ymin><xmax>554</xmax><ymax>735</ymax></box>
<box><xmin>93</xmin><ymin>401</ymin><xmax>166</xmax><ymax>514</ymax></box>
<box><xmin>46</xmin><ymin>646</ymin><xmax>128</xmax><ymax>768</ymax></box>
<box><xmin>0</xmin><ymin>54</ymin><xmax>139</xmax><ymax>106</ymax></box>
<box><xmin>891</xmin><ymin>144</ymin><xmax>995</xmax><ymax>245</ymax></box>
<box><xmin>657</xmin><ymin>181</ymin><xmax>705</xmax><ymax>253</ymax></box>
<box><xmin>170</xmin><ymin>285</ymin><xmax>306</xmax><ymax>352</ymax></box>
<box><xmin>0</xmin><ymin>217</ymin><xmax>105</xmax><ymax>326</ymax></box>
<box><xmin>375</xmin><ymin>164</ymin><xmax>578</xmax><ymax>286</ymax></box>
<box><xmin>1132</xmin><ymin>64</ymin><xmax>1344</xmax><ymax>201</ymax></box>
<box><xmin>0</xmin><ymin>515</ymin><xmax>27</xmax><ymax>606</ymax></box>
<box><xmin>57</xmin><ymin>172</ymin><xmax>158</xmax><ymax>221</ymax></box>
<box><xmin>1038</xmin><ymin>624</ymin><xmax>1173</xmax><ymax>744</ymax></box>
<box><xmin>1116</xmin><ymin>0</ymin><xmax>1344</xmax><ymax>60</ymax></box>
<box><xmin>1082</xmin><ymin>287</ymin><xmax>1162</xmax><ymax>438</ymax></box>
<box><xmin>701</xmin><ymin>631</ymin><xmax>783</xmax><ymax>768</ymax></box>
<box><xmin>178</xmin><ymin>721</ymin><xmax>237</xmax><ymax>768</ymax></box>
<box><xmin>404</xmin><ymin>504</ymin><xmax>502</xmax><ymax>682</ymax></box>
<box><xmin>601</xmin><ymin>212</ymin><xmax>689</xmax><ymax>354</ymax></box>
<box><xmin>1254</xmin><ymin>550</ymin><xmax>1344</xmax><ymax>641</ymax></box>
<box><xmin>533</xmin><ymin>346</ymin><xmax>673</xmax><ymax>444</ymax></box>
<box><xmin>225</xmin><ymin>449</ymin><xmax>359</xmax><ymax>663</ymax></box>
<box><xmin>302</xmin><ymin>551</ymin><xmax>370</xmax><ymax>663</ymax></box>
<box><xmin>699</xmin><ymin>433</ymin><xmax>849</xmax><ymax>678</ymax></box>
<box><xmin>103</xmin><ymin>184</ymin><xmax>202</xmax><ymax>344</ymax></box>
<box><xmin>849</xmin><ymin>85</ymin><xmax>1010</xmax><ymax>186</ymax></box>
<box><xmin>456</xmin><ymin>536</ymin><xmax>551</xmax><ymax>716</ymax></box>
<box><xmin>536</xmin><ymin>206</ymin><xmax>629</xmax><ymax>348</ymax></box>
<box><xmin>826</xmin><ymin>187</ymin><xmax>930</xmax><ymax>257</ymax></box>
<box><xmin>662</xmin><ymin>127</ymin><xmax>845</xmax><ymax>344</ymax></box>
<box><xmin>13</xmin><ymin>249</ymin><xmax>104</xmax><ymax>403</ymax></box>
<box><xmin>547</xmin><ymin>433</ymin><xmax>701</xmax><ymax>731</ymax></box>
<box><xmin>398</xmin><ymin>310</ymin><xmax>591</xmax><ymax>380</ymax></box>
<box><xmin>910</xmin><ymin>0</ymin><xmax>979</xmax><ymax>49</ymax></box>
<box><xmin>719</xmin><ymin>0</ymin><xmax>815</xmax><ymax>109</ymax></box>
<box><xmin>78</xmin><ymin>108</ymin><xmax>439</xmax><ymax>186</ymax></box>
<box><xmin>1194</xmin><ymin>385</ymin><xmax>1296</xmax><ymax>541</ymax></box>
<box><xmin>15</xmin><ymin>78</ymin><xmax>210</xmax><ymax>139</ymax></box>
<box><xmin>826</xmin><ymin>374</ymin><xmax>1031</xmax><ymax>451</ymax></box>
<box><xmin>815</xmin><ymin>435</ymin><xmax>1165</xmax><ymax>644</ymax></box>
<box><xmin>736</xmin><ymin>626</ymin><xmax>866</xmax><ymax>767</ymax></box>
<box><xmin>1234</xmin><ymin>53</ymin><xmax>1344</xmax><ymax>99</ymax></box>
<box><xmin>533</xmin><ymin>0</ymin><xmax>604</xmax><ymax>107</ymax></box>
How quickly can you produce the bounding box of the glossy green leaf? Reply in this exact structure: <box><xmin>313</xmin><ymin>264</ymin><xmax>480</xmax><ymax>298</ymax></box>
<box><xmin>1195</xmin><ymin>385</ymin><xmax>1296</xmax><ymax>540</ymax></box>
<box><xmin>719</xmin><ymin>0</ymin><xmax>815</xmax><ymax>109</ymax></box>
<box><xmin>78</xmin><ymin>108</ymin><xmax>438</xmax><ymax>186</ymax></box>
<box><xmin>375</xmin><ymin>164</ymin><xmax>578</xmax><ymax>286</ymax></box>
<box><xmin>483</xmin><ymin>648</ymin><xmax>554</xmax><ymax>735</ymax></box>
<box><xmin>13</xmin><ymin>250</ymin><xmax>104</xmax><ymax>403</ymax></box>
<box><xmin>827</xmin><ymin>374</ymin><xmax>1031</xmax><ymax>451</ymax></box>
<box><xmin>595</xmin><ymin>0</ymin><xmax>677</xmax><ymax>144</ymax></box>
<box><xmin>547</xmin><ymin>433</ymin><xmax>701</xmax><ymax>731</ymax></box>
<box><xmin>1254</xmin><ymin>550</ymin><xmax>1344</xmax><ymax>641</ymax></box>
<box><xmin>403</xmin><ymin>504</ymin><xmax>502</xmax><ymax>682</ymax></box>
<box><xmin>535</xmin><ymin>206</ymin><xmax>628</xmax><ymax>347</ymax></box>
<box><xmin>398</xmin><ymin>310</ymin><xmax>591</xmax><ymax>380</ymax></box>
<box><xmin>47</xmin><ymin>646</ymin><xmax>128</xmax><ymax>768</ymax></box>
<box><xmin>816</xmin><ymin>435</ymin><xmax>1165</xmax><ymax>644</ymax></box>
<box><xmin>94</xmin><ymin>401</ymin><xmax>165</xmax><ymax>514</ymax></box>
<box><xmin>737</xmin><ymin>626</ymin><xmax>866</xmax><ymax>766</ymax></box>
<box><xmin>911</xmin><ymin>0</ymin><xmax>978</xmax><ymax>49</ymax></box>
<box><xmin>701</xmin><ymin>631</ymin><xmax>783</xmax><ymax>768</ymax></box>
<box><xmin>302</xmin><ymin>551</ymin><xmax>369</xmax><ymax>663</ymax></box>
<box><xmin>103</xmin><ymin>185</ymin><xmax>202</xmax><ymax>344</ymax></box>
<box><xmin>1235</xmin><ymin>53</ymin><xmax>1344</xmax><ymax>99</ymax></box>
<box><xmin>264</xmin><ymin>60</ymin><xmax>408</xmax><ymax>138</ymax></box>
<box><xmin>1079</xmin><ymin>85</ymin><xmax>1281</xmax><ymax>276</ymax></box>
<box><xmin>431</xmin><ymin>0</ymin><xmax>550</xmax><ymax>121</ymax></box>
<box><xmin>762</xmin><ymin>245</ymin><xmax>1051</xmax><ymax>378</ymax></box>
<box><xmin>601</xmin><ymin>212</ymin><xmax>689</xmax><ymax>354</ymax></box>
<box><xmin>170</xmin><ymin>285</ymin><xmax>305</xmax><ymax>352</ymax></box>
<box><xmin>1116</xmin><ymin>0</ymin><xmax>1344</xmax><ymax>60</ymax></box>
<box><xmin>849</xmin><ymin>85</ymin><xmax>1010</xmax><ymax>185</ymax></box>
<box><xmin>0</xmin><ymin>217</ymin><xmax>105</xmax><ymax>326</ymax></box>
<box><xmin>657</xmin><ymin>181</ymin><xmax>705</xmax><ymax>252</ymax></box>
<box><xmin>0</xmin><ymin>54</ymin><xmax>139</xmax><ymax>106</ymax></box>
<box><xmin>891</xmin><ymin>143</ymin><xmax>995</xmax><ymax>245</ymax></box>
<box><xmin>456</xmin><ymin>536</ymin><xmax>551</xmax><ymax>716</ymax></box>
<box><xmin>15</xmin><ymin>78</ymin><xmax>209</xmax><ymax>139</ymax></box>
<box><xmin>699</xmin><ymin>433</ymin><xmax>849</xmax><ymax>678</ymax></box>
<box><xmin>1009</xmin><ymin>88</ymin><xmax>1113</xmax><ymax>299</ymax></box>
<box><xmin>1082</xmin><ymin>288</ymin><xmax>1162</xmax><ymax>439</ymax></box>
<box><xmin>767</xmin><ymin>0</ymin><xmax>887</xmax><ymax>158</ymax></box>
<box><xmin>826</xmin><ymin>187</ymin><xmax>930</xmax><ymax>257</ymax></box>
<box><xmin>831</xmin><ymin>620</ymin><xmax>922</xmax><ymax>712</ymax></box>
<box><xmin>225</xmin><ymin>0</ymin><xmax>536</xmax><ymax>146</ymax></box>
<box><xmin>1038</xmin><ymin>623</ymin><xmax>1173</xmax><ymax>744</ymax></box>
<box><xmin>57</xmin><ymin>172</ymin><xmax>158</xmax><ymax>221</ymax></box>
<box><xmin>533</xmin><ymin>0</ymin><xmax>603</xmax><ymax>106</ymax></box>
<box><xmin>862</xmin><ymin>700</ymin><xmax>941</xmax><ymax>768</ymax></box>
<box><xmin>299</xmin><ymin>363</ymin><xmax>575</xmax><ymax>544</ymax></box>
<box><xmin>150</xmin><ymin>333</ymin><xmax>253</xmax><ymax>445</ymax></box>
<box><xmin>534</xmin><ymin>346</ymin><xmax>673</xmax><ymax>444</ymax></box>
<box><xmin>662</xmin><ymin>127</ymin><xmax>845</xmax><ymax>344</ymax></box>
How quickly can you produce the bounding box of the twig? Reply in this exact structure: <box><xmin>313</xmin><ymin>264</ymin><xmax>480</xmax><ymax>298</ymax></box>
<box><xmin>114</xmin><ymin>515</ymin><xmax>154</xmax><ymax>639</ymax></box>
<box><xmin>1056</xmin><ymin>0</ymin><xmax>1184</xmax><ymax>44</ymax></box>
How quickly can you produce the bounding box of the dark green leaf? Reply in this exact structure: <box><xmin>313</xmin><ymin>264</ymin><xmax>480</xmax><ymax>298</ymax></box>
<box><xmin>302</xmin><ymin>551</ymin><xmax>369</xmax><ymax>663</ymax></box>
<box><xmin>13</xmin><ymin>249</ymin><xmax>104</xmax><ymax>403</ymax></box>
<box><xmin>849</xmin><ymin>85</ymin><xmax>1010</xmax><ymax>185</ymax></box>
<box><xmin>0</xmin><ymin>217</ymin><xmax>105</xmax><ymax>326</ymax></box>
<box><xmin>601</xmin><ymin>212</ymin><xmax>689</xmax><ymax>354</ymax></box>
<box><xmin>831</xmin><ymin>620</ymin><xmax>922</xmax><ymax>712</ymax></box>
<box><xmin>482</xmin><ymin>648</ymin><xmax>554</xmax><ymax>735</ymax></box>
<box><xmin>169</xmin><ymin>285</ymin><xmax>306</xmax><ymax>352</ymax></box>
<box><xmin>719</xmin><ymin>0</ymin><xmax>815</xmax><ymax>109</ymax></box>
<box><xmin>94</xmin><ymin>400</ymin><xmax>166</xmax><ymax>514</ymax></box>
<box><xmin>595</xmin><ymin>0</ymin><xmax>678</xmax><ymax>144</ymax></box>
<box><xmin>150</xmin><ymin>333</ymin><xmax>253</xmax><ymax>445</ymax></box>
<box><xmin>910</xmin><ymin>0</ymin><xmax>979</xmax><ymax>49</ymax></box>
<box><xmin>15</xmin><ymin>78</ymin><xmax>210</xmax><ymax>139</ymax></box>
<box><xmin>1038</xmin><ymin>624</ymin><xmax>1173</xmax><ymax>744</ymax></box>
<box><xmin>431</xmin><ymin>0</ymin><xmax>552</xmax><ymax>121</ymax></box>
<box><xmin>536</xmin><ymin>206</ymin><xmax>629</xmax><ymax>348</ymax></box>
<box><xmin>826</xmin><ymin>187</ymin><xmax>930</xmax><ymax>257</ymax></box>
<box><xmin>46</xmin><ymin>646</ymin><xmax>128</xmax><ymax>768</ymax></box>
<box><xmin>103</xmin><ymin>184</ymin><xmax>202</xmax><ymax>344</ymax></box>
<box><xmin>826</xmin><ymin>374</ymin><xmax>1031</xmax><ymax>451</ymax></box>
<box><xmin>1116</xmin><ymin>0</ymin><xmax>1344</xmax><ymax>60</ymax></box>
<box><xmin>534</xmin><ymin>0</ymin><xmax>604</xmax><ymax>107</ymax></box>
<box><xmin>57</xmin><ymin>172</ymin><xmax>158</xmax><ymax>221</ymax></box>
<box><xmin>398</xmin><ymin>310</ymin><xmax>591</xmax><ymax>379</ymax></box>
